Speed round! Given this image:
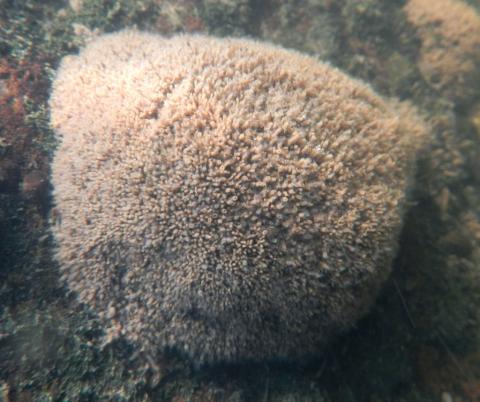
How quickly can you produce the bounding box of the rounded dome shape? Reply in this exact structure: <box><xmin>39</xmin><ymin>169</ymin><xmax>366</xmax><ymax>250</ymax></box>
<box><xmin>50</xmin><ymin>30</ymin><xmax>426</xmax><ymax>364</ymax></box>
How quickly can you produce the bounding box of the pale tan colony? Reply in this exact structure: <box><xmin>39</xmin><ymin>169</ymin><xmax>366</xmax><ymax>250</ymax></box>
<box><xmin>50</xmin><ymin>30</ymin><xmax>428</xmax><ymax>364</ymax></box>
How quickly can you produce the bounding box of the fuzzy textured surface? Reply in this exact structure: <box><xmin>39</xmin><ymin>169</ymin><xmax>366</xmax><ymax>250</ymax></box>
<box><xmin>50</xmin><ymin>30</ymin><xmax>427</xmax><ymax>364</ymax></box>
<box><xmin>404</xmin><ymin>0</ymin><xmax>480</xmax><ymax>102</ymax></box>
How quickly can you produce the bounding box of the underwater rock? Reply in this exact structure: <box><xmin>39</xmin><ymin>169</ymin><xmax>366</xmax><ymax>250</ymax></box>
<box><xmin>50</xmin><ymin>30</ymin><xmax>427</xmax><ymax>364</ymax></box>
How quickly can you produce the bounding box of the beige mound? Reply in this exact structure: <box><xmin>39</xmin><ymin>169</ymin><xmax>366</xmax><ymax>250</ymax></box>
<box><xmin>404</xmin><ymin>0</ymin><xmax>480</xmax><ymax>102</ymax></box>
<box><xmin>50</xmin><ymin>30</ymin><xmax>427</xmax><ymax>364</ymax></box>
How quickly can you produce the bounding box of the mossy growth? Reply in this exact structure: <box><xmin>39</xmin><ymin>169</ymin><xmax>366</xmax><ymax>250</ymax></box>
<box><xmin>255</xmin><ymin>0</ymin><xmax>340</xmax><ymax>61</ymax></box>
<box><xmin>0</xmin><ymin>0</ymin><xmax>162</xmax><ymax>61</ymax></box>
<box><xmin>337</xmin><ymin>0</ymin><xmax>423</xmax><ymax>95</ymax></box>
<box><xmin>198</xmin><ymin>0</ymin><xmax>253</xmax><ymax>36</ymax></box>
<box><xmin>0</xmin><ymin>299</ymin><xmax>152</xmax><ymax>401</ymax></box>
